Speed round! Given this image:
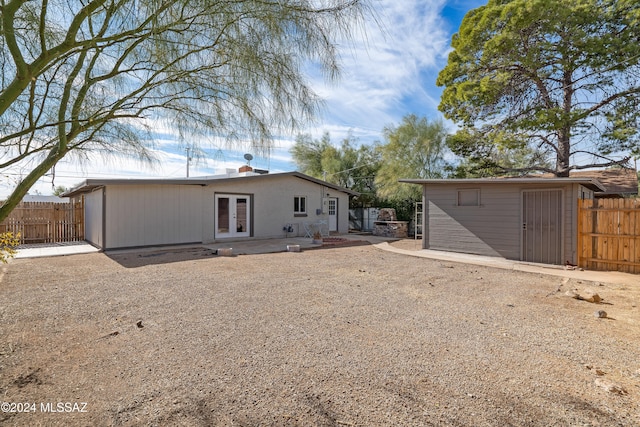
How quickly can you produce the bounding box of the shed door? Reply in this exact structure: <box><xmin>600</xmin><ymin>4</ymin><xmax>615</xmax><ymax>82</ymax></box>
<box><xmin>522</xmin><ymin>190</ymin><xmax>563</xmax><ymax>265</ymax></box>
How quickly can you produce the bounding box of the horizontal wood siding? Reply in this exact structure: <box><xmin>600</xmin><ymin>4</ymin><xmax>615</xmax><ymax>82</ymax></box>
<box><xmin>426</xmin><ymin>185</ymin><xmax>521</xmax><ymax>258</ymax></box>
<box><xmin>104</xmin><ymin>185</ymin><xmax>203</xmax><ymax>249</ymax></box>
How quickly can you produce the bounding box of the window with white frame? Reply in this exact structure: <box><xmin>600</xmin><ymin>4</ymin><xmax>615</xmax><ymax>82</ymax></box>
<box><xmin>294</xmin><ymin>196</ymin><xmax>307</xmax><ymax>215</ymax></box>
<box><xmin>457</xmin><ymin>189</ymin><xmax>480</xmax><ymax>206</ymax></box>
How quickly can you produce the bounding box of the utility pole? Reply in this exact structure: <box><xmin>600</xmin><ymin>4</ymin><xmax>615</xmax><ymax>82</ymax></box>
<box><xmin>186</xmin><ymin>147</ymin><xmax>191</xmax><ymax>177</ymax></box>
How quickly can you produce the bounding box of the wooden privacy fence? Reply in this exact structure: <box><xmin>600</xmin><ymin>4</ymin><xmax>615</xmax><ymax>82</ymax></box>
<box><xmin>0</xmin><ymin>200</ymin><xmax>84</xmax><ymax>245</ymax></box>
<box><xmin>577</xmin><ymin>198</ymin><xmax>640</xmax><ymax>274</ymax></box>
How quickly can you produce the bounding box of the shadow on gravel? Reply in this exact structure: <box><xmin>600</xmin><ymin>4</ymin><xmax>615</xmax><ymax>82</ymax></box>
<box><xmin>107</xmin><ymin>240</ymin><xmax>372</xmax><ymax>268</ymax></box>
<box><xmin>107</xmin><ymin>247</ymin><xmax>218</xmax><ymax>268</ymax></box>
<box><xmin>303</xmin><ymin>239</ymin><xmax>371</xmax><ymax>251</ymax></box>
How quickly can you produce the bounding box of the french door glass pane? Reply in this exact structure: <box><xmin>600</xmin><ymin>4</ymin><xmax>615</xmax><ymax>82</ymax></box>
<box><xmin>217</xmin><ymin>197</ymin><xmax>229</xmax><ymax>233</ymax></box>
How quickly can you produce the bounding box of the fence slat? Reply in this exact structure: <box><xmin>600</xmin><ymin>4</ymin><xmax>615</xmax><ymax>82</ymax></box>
<box><xmin>578</xmin><ymin>197</ymin><xmax>640</xmax><ymax>274</ymax></box>
<box><xmin>0</xmin><ymin>200</ymin><xmax>84</xmax><ymax>244</ymax></box>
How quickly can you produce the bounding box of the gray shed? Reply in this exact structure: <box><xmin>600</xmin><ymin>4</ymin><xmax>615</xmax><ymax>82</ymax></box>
<box><xmin>64</xmin><ymin>171</ymin><xmax>357</xmax><ymax>250</ymax></box>
<box><xmin>400</xmin><ymin>177</ymin><xmax>606</xmax><ymax>265</ymax></box>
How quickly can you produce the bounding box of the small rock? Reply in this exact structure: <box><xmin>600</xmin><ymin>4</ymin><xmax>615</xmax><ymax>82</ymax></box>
<box><xmin>595</xmin><ymin>378</ymin><xmax>627</xmax><ymax>395</ymax></box>
<box><xmin>216</xmin><ymin>248</ymin><xmax>233</xmax><ymax>256</ymax></box>
<box><xmin>594</xmin><ymin>310</ymin><xmax>607</xmax><ymax>318</ymax></box>
<box><xmin>136</xmin><ymin>320</ymin><xmax>144</xmax><ymax>328</ymax></box>
<box><xmin>595</xmin><ymin>369</ymin><xmax>606</xmax><ymax>376</ymax></box>
<box><xmin>582</xmin><ymin>289</ymin><xmax>602</xmax><ymax>303</ymax></box>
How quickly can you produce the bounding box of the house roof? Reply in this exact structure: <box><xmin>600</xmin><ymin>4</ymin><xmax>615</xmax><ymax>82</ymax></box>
<box><xmin>62</xmin><ymin>171</ymin><xmax>359</xmax><ymax>198</ymax></box>
<box><xmin>566</xmin><ymin>168</ymin><xmax>638</xmax><ymax>195</ymax></box>
<box><xmin>22</xmin><ymin>195</ymin><xmax>69</xmax><ymax>203</ymax></box>
<box><xmin>399</xmin><ymin>177</ymin><xmax>607</xmax><ymax>192</ymax></box>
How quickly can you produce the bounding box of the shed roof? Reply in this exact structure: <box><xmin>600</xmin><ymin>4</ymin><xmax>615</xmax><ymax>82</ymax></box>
<box><xmin>63</xmin><ymin>171</ymin><xmax>359</xmax><ymax>198</ymax></box>
<box><xmin>399</xmin><ymin>177</ymin><xmax>606</xmax><ymax>192</ymax></box>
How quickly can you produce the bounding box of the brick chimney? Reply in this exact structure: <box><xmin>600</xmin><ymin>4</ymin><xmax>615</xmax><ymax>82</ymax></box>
<box><xmin>239</xmin><ymin>165</ymin><xmax>253</xmax><ymax>173</ymax></box>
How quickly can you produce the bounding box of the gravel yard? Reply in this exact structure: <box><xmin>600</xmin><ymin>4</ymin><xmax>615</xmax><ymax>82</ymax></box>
<box><xmin>1</xmin><ymin>242</ymin><xmax>639</xmax><ymax>426</ymax></box>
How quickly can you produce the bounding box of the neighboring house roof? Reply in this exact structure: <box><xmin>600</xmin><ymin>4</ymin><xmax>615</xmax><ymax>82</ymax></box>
<box><xmin>62</xmin><ymin>171</ymin><xmax>359</xmax><ymax>198</ymax></box>
<box><xmin>399</xmin><ymin>177</ymin><xmax>607</xmax><ymax>192</ymax></box>
<box><xmin>22</xmin><ymin>195</ymin><xmax>69</xmax><ymax>203</ymax></box>
<box><xmin>568</xmin><ymin>168</ymin><xmax>638</xmax><ymax>196</ymax></box>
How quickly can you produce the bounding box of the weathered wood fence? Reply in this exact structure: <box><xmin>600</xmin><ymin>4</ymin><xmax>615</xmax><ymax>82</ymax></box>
<box><xmin>0</xmin><ymin>200</ymin><xmax>84</xmax><ymax>245</ymax></box>
<box><xmin>577</xmin><ymin>198</ymin><xmax>640</xmax><ymax>274</ymax></box>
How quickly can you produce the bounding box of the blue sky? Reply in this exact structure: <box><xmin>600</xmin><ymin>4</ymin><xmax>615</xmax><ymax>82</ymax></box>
<box><xmin>6</xmin><ymin>0</ymin><xmax>487</xmax><ymax>197</ymax></box>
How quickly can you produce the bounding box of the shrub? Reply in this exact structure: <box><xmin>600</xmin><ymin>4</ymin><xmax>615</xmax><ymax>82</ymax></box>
<box><xmin>0</xmin><ymin>232</ymin><xmax>20</xmax><ymax>263</ymax></box>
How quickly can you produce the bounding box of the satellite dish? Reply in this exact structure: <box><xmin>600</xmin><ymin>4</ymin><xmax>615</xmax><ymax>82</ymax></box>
<box><xmin>243</xmin><ymin>153</ymin><xmax>253</xmax><ymax>165</ymax></box>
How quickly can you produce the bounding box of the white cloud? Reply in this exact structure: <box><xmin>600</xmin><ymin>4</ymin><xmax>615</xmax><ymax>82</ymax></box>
<box><xmin>303</xmin><ymin>0</ymin><xmax>453</xmax><ymax>145</ymax></box>
<box><xmin>1</xmin><ymin>1</ymin><xmax>466</xmax><ymax>198</ymax></box>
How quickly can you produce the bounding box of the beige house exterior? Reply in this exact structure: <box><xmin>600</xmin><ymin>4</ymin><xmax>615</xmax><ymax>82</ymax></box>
<box><xmin>65</xmin><ymin>171</ymin><xmax>357</xmax><ymax>250</ymax></box>
<box><xmin>400</xmin><ymin>177</ymin><xmax>606</xmax><ymax>266</ymax></box>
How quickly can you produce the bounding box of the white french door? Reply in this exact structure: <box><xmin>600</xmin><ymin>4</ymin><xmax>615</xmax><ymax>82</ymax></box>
<box><xmin>215</xmin><ymin>194</ymin><xmax>250</xmax><ymax>238</ymax></box>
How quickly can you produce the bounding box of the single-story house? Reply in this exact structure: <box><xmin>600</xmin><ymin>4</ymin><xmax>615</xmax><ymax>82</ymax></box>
<box><xmin>63</xmin><ymin>170</ymin><xmax>357</xmax><ymax>250</ymax></box>
<box><xmin>400</xmin><ymin>168</ymin><xmax>638</xmax><ymax>266</ymax></box>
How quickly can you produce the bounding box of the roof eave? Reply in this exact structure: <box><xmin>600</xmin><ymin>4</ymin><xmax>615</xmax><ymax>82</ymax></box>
<box><xmin>398</xmin><ymin>177</ymin><xmax>607</xmax><ymax>192</ymax></box>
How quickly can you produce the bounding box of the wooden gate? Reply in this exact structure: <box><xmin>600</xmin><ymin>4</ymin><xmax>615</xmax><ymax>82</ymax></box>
<box><xmin>577</xmin><ymin>198</ymin><xmax>640</xmax><ymax>274</ymax></box>
<box><xmin>0</xmin><ymin>200</ymin><xmax>84</xmax><ymax>244</ymax></box>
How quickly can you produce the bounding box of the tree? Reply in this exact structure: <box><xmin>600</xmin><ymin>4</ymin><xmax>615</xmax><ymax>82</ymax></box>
<box><xmin>375</xmin><ymin>114</ymin><xmax>449</xmax><ymax>202</ymax></box>
<box><xmin>52</xmin><ymin>185</ymin><xmax>69</xmax><ymax>197</ymax></box>
<box><xmin>445</xmin><ymin>129</ymin><xmax>553</xmax><ymax>177</ymax></box>
<box><xmin>290</xmin><ymin>132</ymin><xmax>382</xmax><ymax>206</ymax></box>
<box><xmin>437</xmin><ymin>0</ymin><xmax>640</xmax><ymax>177</ymax></box>
<box><xmin>0</xmin><ymin>0</ymin><xmax>372</xmax><ymax>221</ymax></box>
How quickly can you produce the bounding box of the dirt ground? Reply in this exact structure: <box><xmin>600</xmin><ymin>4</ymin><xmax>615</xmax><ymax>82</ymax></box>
<box><xmin>1</xmin><ymin>241</ymin><xmax>639</xmax><ymax>426</ymax></box>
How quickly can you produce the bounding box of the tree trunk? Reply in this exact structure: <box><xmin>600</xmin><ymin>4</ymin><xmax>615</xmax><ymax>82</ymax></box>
<box><xmin>0</xmin><ymin>149</ymin><xmax>66</xmax><ymax>223</ymax></box>
<box><xmin>556</xmin><ymin>133</ymin><xmax>571</xmax><ymax>177</ymax></box>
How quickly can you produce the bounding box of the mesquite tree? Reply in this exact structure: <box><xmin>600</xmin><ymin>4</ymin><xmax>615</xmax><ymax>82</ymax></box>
<box><xmin>0</xmin><ymin>0</ymin><xmax>372</xmax><ymax>220</ymax></box>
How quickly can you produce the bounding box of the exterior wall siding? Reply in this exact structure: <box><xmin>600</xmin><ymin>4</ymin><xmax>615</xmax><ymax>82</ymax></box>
<box><xmin>425</xmin><ymin>185</ymin><xmax>522</xmax><ymax>258</ymax></box>
<box><xmin>94</xmin><ymin>174</ymin><xmax>351</xmax><ymax>249</ymax></box>
<box><xmin>84</xmin><ymin>189</ymin><xmax>104</xmax><ymax>248</ymax></box>
<box><xmin>104</xmin><ymin>184</ymin><xmax>204</xmax><ymax>249</ymax></box>
<box><xmin>203</xmin><ymin>176</ymin><xmax>349</xmax><ymax>241</ymax></box>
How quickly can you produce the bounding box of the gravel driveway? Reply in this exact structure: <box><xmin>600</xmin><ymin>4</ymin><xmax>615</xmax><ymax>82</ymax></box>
<box><xmin>1</xmin><ymin>243</ymin><xmax>639</xmax><ymax>426</ymax></box>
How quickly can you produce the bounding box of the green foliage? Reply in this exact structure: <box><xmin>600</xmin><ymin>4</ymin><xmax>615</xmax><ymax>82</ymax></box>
<box><xmin>437</xmin><ymin>0</ymin><xmax>640</xmax><ymax>176</ymax></box>
<box><xmin>52</xmin><ymin>186</ymin><xmax>69</xmax><ymax>197</ymax></box>
<box><xmin>375</xmin><ymin>114</ymin><xmax>449</xmax><ymax>202</ymax></box>
<box><xmin>0</xmin><ymin>0</ymin><xmax>373</xmax><ymax>222</ymax></box>
<box><xmin>444</xmin><ymin>128</ymin><xmax>553</xmax><ymax>177</ymax></box>
<box><xmin>290</xmin><ymin>132</ymin><xmax>383</xmax><ymax>207</ymax></box>
<box><xmin>0</xmin><ymin>232</ymin><xmax>20</xmax><ymax>263</ymax></box>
